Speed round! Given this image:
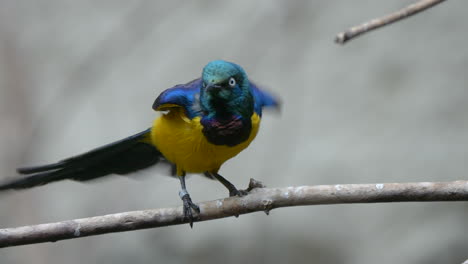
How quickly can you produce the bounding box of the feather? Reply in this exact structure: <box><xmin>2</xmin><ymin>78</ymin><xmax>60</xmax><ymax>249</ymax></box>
<box><xmin>0</xmin><ymin>129</ymin><xmax>161</xmax><ymax>190</ymax></box>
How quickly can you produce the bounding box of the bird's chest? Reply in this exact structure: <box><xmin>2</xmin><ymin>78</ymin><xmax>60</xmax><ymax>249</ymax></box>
<box><xmin>200</xmin><ymin>115</ymin><xmax>252</xmax><ymax>147</ymax></box>
<box><xmin>151</xmin><ymin>109</ymin><xmax>260</xmax><ymax>173</ymax></box>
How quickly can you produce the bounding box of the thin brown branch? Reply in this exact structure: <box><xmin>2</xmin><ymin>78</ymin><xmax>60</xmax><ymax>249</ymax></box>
<box><xmin>0</xmin><ymin>180</ymin><xmax>467</xmax><ymax>248</ymax></box>
<box><xmin>335</xmin><ymin>0</ymin><xmax>446</xmax><ymax>44</ymax></box>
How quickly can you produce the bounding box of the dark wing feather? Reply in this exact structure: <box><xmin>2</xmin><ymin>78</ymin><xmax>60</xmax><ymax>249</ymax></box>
<box><xmin>0</xmin><ymin>128</ymin><xmax>162</xmax><ymax>190</ymax></box>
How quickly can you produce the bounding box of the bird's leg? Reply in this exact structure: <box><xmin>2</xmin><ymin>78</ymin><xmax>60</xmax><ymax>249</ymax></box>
<box><xmin>170</xmin><ymin>164</ymin><xmax>177</xmax><ymax>176</ymax></box>
<box><xmin>178</xmin><ymin>174</ymin><xmax>200</xmax><ymax>228</ymax></box>
<box><xmin>208</xmin><ymin>172</ymin><xmax>248</xmax><ymax>197</ymax></box>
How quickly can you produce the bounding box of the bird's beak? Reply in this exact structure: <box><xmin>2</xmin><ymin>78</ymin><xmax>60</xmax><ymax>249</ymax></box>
<box><xmin>205</xmin><ymin>83</ymin><xmax>222</xmax><ymax>93</ymax></box>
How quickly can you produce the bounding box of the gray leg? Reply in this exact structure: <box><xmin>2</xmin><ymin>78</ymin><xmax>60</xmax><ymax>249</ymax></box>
<box><xmin>206</xmin><ymin>172</ymin><xmax>248</xmax><ymax>197</ymax></box>
<box><xmin>178</xmin><ymin>174</ymin><xmax>200</xmax><ymax>228</ymax></box>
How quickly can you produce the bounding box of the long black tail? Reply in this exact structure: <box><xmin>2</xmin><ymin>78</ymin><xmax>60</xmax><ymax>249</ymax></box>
<box><xmin>0</xmin><ymin>128</ymin><xmax>162</xmax><ymax>190</ymax></box>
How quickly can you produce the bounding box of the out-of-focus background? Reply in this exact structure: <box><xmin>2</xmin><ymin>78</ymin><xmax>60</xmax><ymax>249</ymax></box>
<box><xmin>0</xmin><ymin>1</ymin><xmax>467</xmax><ymax>263</ymax></box>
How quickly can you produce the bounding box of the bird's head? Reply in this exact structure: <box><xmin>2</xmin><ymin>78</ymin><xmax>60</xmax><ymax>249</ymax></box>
<box><xmin>200</xmin><ymin>60</ymin><xmax>253</xmax><ymax>116</ymax></box>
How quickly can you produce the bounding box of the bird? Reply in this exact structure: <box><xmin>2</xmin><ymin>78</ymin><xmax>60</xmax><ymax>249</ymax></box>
<box><xmin>0</xmin><ymin>60</ymin><xmax>279</xmax><ymax>226</ymax></box>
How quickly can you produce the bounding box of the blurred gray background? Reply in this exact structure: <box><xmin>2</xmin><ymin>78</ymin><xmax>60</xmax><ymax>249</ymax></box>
<box><xmin>0</xmin><ymin>1</ymin><xmax>467</xmax><ymax>263</ymax></box>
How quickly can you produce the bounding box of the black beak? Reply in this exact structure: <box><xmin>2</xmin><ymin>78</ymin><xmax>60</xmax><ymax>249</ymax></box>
<box><xmin>206</xmin><ymin>84</ymin><xmax>222</xmax><ymax>93</ymax></box>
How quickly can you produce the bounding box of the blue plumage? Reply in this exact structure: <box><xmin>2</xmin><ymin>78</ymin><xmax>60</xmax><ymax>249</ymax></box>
<box><xmin>152</xmin><ymin>78</ymin><xmax>202</xmax><ymax>119</ymax></box>
<box><xmin>153</xmin><ymin>63</ymin><xmax>279</xmax><ymax>119</ymax></box>
<box><xmin>2</xmin><ymin>60</ymin><xmax>280</xmax><ymax>227</ymax></box>
<box><xmin>251</xmin><ymin>82</ymin><xmax>279</xmax><ymax>116</ymax></box>
<box><xmin>153</xmin><ymin>60</ymin><xmax>279</xmax><ymax>146</ymax></box>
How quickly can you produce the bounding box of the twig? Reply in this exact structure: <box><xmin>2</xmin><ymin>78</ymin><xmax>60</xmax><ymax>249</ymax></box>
<box><xmin>0</xmin><ymin>180</ymin><xmax>466</xmax><ymax>248</ymax></box>
<box><xmin>335</xmin><ymin>0</ymin><xmax>446</xmax><ymax>44</ymax></box>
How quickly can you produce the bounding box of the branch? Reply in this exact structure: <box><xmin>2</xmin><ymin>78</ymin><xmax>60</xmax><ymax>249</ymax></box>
<box><xmin>335</xmin><ymin>0</ymin><xmax>446</xmax><ymax>44</ymax></box>
<box><xmin>0</xmin><ymin>180</ymin><xmax>467</xmax><ymax>248</ymax></box>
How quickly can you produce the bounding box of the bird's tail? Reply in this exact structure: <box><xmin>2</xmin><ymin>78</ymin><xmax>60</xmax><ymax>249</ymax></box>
<box><xmin>0</xmin><ymin>128</ymin><xmax>162</xmax><ymax>191</ymax></box>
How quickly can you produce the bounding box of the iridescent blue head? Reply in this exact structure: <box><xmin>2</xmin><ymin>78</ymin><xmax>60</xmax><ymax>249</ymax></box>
<box><xmin>200</xmin><ymin>60</ymin><xmax>254</xmax><ymax>117</ymax></box>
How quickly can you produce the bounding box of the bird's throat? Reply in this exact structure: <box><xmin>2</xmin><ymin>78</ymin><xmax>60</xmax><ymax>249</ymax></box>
<box><xmin>201</xmin><ymin>114</ymin><xmax>252</xmax><ymax>147</ymax></box>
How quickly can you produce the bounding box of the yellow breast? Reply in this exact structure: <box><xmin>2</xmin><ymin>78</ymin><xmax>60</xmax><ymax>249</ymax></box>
<box><xmin>150</xmin><ymin>108</ymin><xmax>260</xmax><ymax>175</ymax></box>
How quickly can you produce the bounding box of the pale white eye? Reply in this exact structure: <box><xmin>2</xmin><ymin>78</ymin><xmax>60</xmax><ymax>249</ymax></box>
<box><xmin>228</xmin><ymin>77</ymin><xmax>236</xmax><ymax>87</ymax></box>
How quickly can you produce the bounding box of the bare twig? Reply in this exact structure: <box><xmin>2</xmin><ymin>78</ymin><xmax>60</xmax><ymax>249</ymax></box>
<box><xmin>335</xmin><ymin>0</ymin><xmax>446</xmax><ymax>44</ymax></box>
<box><xmin>0</xmin><ymin>180</ymin><xmax>466</xmax><ymax>248</ymax></box>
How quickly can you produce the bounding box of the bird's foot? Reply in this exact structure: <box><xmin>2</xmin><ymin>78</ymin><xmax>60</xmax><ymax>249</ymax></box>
<box><xmin>180</xmin><ymin>192</ymin><xmax>200</xmax><ymax>228</ymax></box>
<box><xmin>229</xmin><ymin>188</ymin><xmax>249</xmax><ymax>197</ymax></box>
<box><xmin>228</xmin><ymin>178</ymin><xmax>266</xmax><ymax>197</ymax></box>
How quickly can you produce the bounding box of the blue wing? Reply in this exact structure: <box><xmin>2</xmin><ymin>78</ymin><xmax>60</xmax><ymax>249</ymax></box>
<box><xmin>152</xmin><ymin>78</ymin><xmax>202</xmax><ymax>119</ymax></box>
<box><xmin>250</xmin><ymin>82</ymin><xmax>280</xmax><ymax>116</ymax></box>
<box><xmin>152</xmin><ymin>78</ymin><xmax>279</xmax><ymax>118</ymax></box>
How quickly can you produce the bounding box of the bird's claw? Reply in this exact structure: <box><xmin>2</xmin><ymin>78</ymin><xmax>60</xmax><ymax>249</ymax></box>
<box><xmin>229</xmin><ymin>188</ymin><xmax>249</xmax><ymax>197</ymax></box>
<box><xmin>181</xmin><ymin>194</ymin><xmax>200</xmax><ymax>228</ymax></box>
<box><xmin>228</xmin><ymin>178</ymin><xmax>265</xmax><ymax>197</ymax></box>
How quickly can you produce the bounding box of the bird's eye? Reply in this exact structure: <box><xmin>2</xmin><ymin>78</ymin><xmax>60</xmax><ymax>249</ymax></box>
<box><xmin>228</xmin><ymin>77</ymin><xmax>236</xmax><ymax>87</ymax></box>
